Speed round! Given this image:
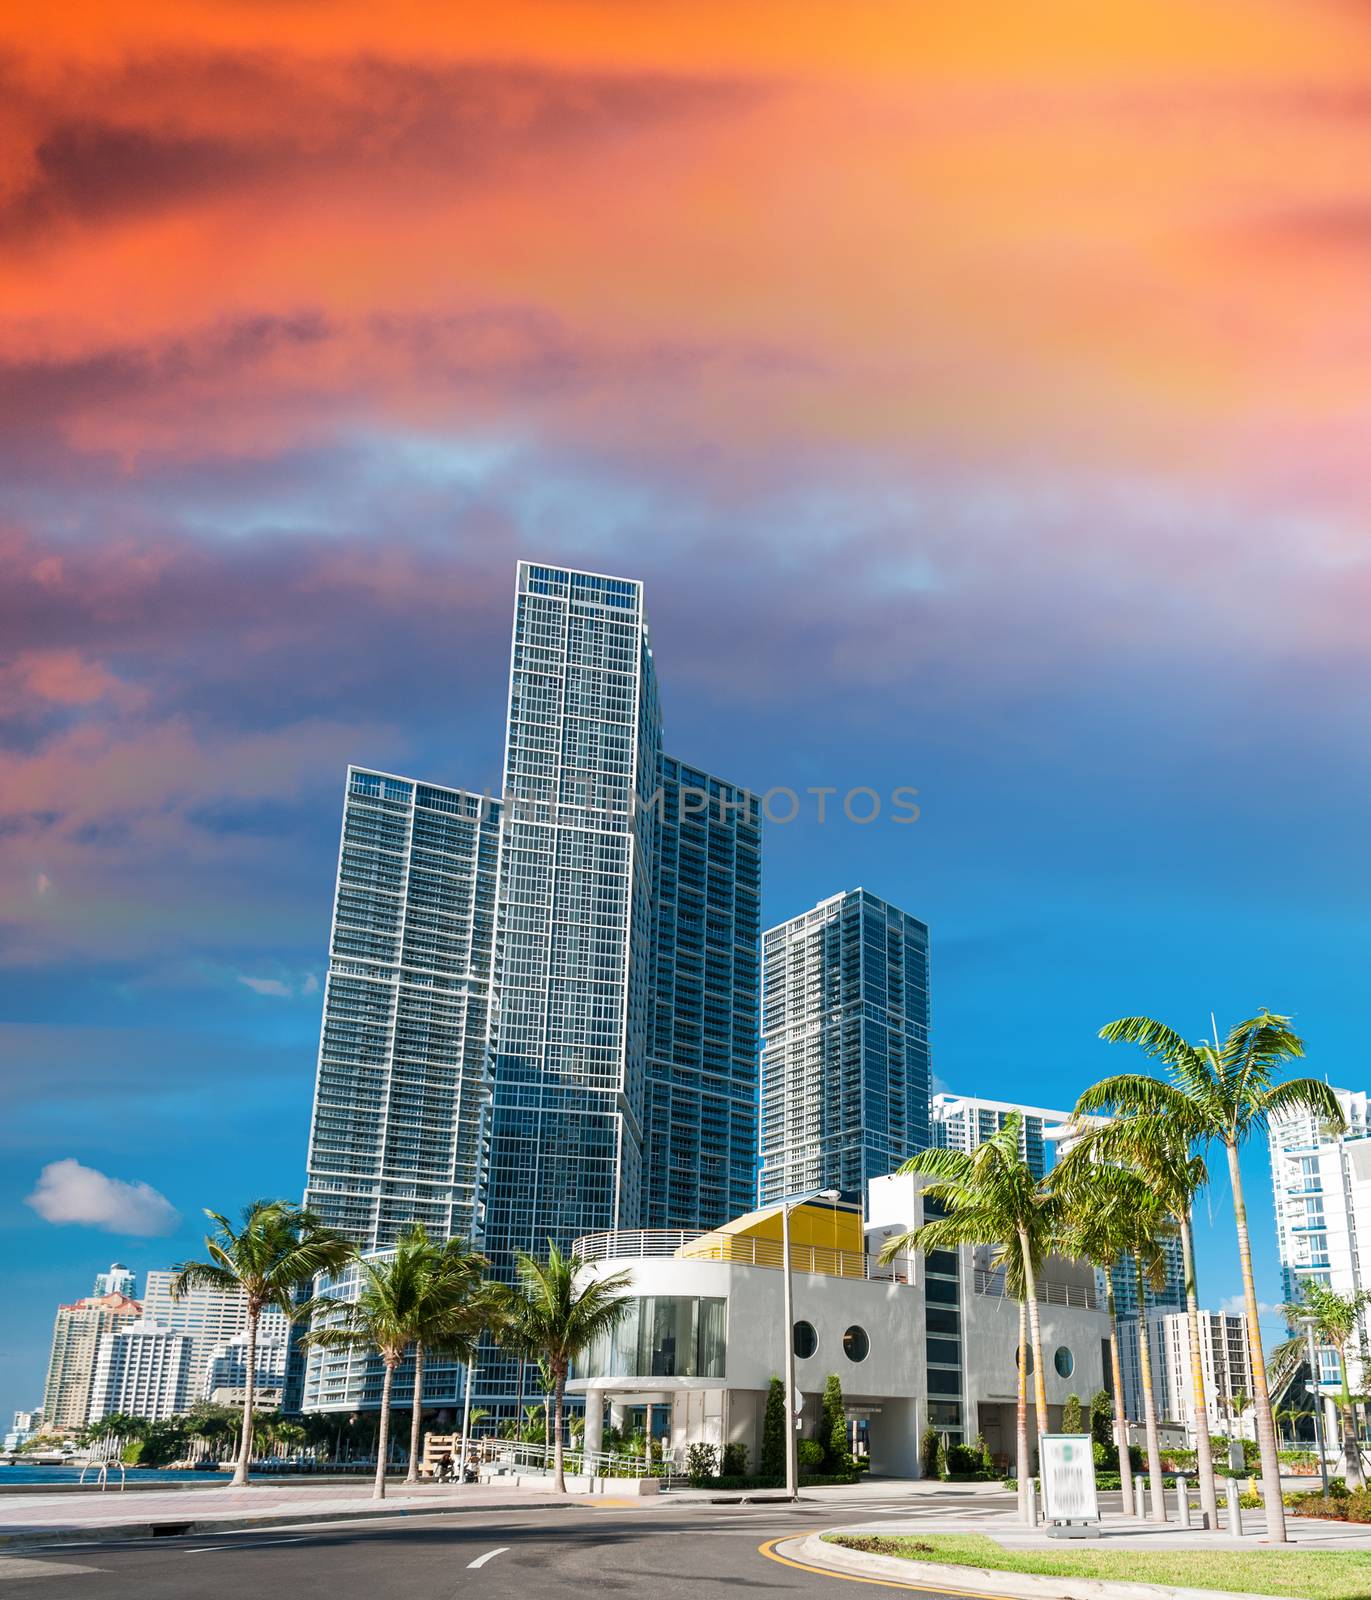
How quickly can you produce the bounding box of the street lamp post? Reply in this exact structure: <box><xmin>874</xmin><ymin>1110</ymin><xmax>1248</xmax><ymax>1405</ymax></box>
<box><xmin>781</xmin><ymin>1186</ymin><xmax>842</xmax><ymax>1500</ymax></box>
<box><xmin>1299</xmin><ymin>1315</ymin><xmax>1329</xmax><ymax>1495</ymax></box>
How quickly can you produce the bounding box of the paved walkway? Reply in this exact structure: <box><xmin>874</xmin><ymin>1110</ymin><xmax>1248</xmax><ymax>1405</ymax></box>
<box><xmin>0</xmin><ymin>1479</ymin><xmax>571</xmax><ymax>1547</ymax></box>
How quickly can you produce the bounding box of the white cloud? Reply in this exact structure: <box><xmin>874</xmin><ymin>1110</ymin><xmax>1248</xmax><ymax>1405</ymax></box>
<box><xmin>1220</xmin><ymin>1294</ymin><xmax>1281</xmax><ymax>1319</ymax></box>
<box><xmin>25</xmin><ymin>1158</ymin><xmax>179</xmax><ymax>1236</ymax></box>
<box><xmin>302</xmin><ymin>972</ymin><xmax>319</xmax><ymax>995</ymax></box>
<box><xmin>239</xmin><ymin>975</ymin><xmax>292</xmax><ymax>998</ymax></box>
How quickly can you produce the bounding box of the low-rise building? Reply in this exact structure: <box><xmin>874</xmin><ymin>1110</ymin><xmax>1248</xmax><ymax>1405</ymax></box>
<box><xmin>569</xmin><ymin>1177</ymin><xmax>1108</xmax><ymax>1475</ymax></box>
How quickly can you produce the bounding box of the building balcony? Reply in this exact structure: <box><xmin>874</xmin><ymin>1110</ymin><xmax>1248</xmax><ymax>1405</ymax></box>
<box><xmin>572</xmin><ymin>1228</ymin><xmax>898</xmax><ymax>1282</ymax></box>
<box><xmin>973</xmin><ymin>1266</ymin><xmax>1098</xmax><ymax>1311</ymax></box>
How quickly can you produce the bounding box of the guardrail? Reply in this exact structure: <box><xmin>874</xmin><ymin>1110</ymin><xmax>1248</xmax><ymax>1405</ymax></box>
<box><xmin>973</xmin><ymin>1267</ymin><xmax>1098</xmax><ymax>1310</ymax></box>
<box><xmin>573</xmin><ymin>1229</ymin><xmax>901</xmax><ymax>1282</ymax></box>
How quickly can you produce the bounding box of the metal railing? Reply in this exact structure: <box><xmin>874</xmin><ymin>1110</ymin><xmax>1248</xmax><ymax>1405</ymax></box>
<box><xmin>479</xmin><ymin>1437</ymin><xmax>666</xmax><ymax>1485</ymax></box>
<box><xmin>573</xmin><ymin>1228</ymin><xmax>897</xmax><ymax>1281</ymax></box>
<box><xmin>78</xmin><ymin>1461</ymin><xmax>126</xmax><ymax>1491</ymax></box>
<box><xmin>973</xmin><ymin>1267</ymin><xmax>1098</xmax><ymax>1310</ymax></box>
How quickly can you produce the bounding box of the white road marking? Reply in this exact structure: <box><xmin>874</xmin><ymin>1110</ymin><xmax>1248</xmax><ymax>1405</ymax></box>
<box><xmin>0</xmin><ymin>1558</ymin><xmax>101</xmax><ymax>1582</ymax></box>
<box><xmin>466</xmin><ymin>1546</ymin><xmax>510</xmax><ymax>1568</ymax></box>
<box><xmin>188</xmin><ymin>1536</ymin><xmax>307</xmax><ymax>1553</ymax></box>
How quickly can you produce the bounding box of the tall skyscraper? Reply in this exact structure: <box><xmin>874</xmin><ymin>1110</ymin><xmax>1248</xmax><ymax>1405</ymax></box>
<box><xmin>482</xmin><ymin>565</ymin><xmax>663</xmax><ymax>1280</ymax></box>
<box><xmin>644</xmin><ymin>758</ymin><xmax>761</xmax><ymax>1229</ymax></box>
<box><xmin>303</xmin><ymin>769</ymin><xmax>502</xmax><ymax>1251</ymax></box>
<box><xmin>41</xmin><ymin>1290</ymin><xmax>142</xmax><ymax>1432</ymax></box>
<box><xmin>759</xmin><ymin>887</ymin><xmax>930</xmax><ymax>1205</ymax></box>
<box><xmin>930</xmin><ymin>1093</ymin><xmax>1074</xmax><ymax>1181</ymax></box>
<box><xmin>1269</xmin><ymin>1086</ymin><xmax>1371</xmax><ymax>1390</ymax></box>
<box><xmin>301</xmin><ymin>562</ymin><xmax>760</xmax><ymax>1417</ymax></box>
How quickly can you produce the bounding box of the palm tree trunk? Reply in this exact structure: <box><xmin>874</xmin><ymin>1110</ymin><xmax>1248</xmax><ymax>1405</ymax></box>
<box><xmin>1134</xmin><ymin>1260</ymin><xmax>1165</xmax><ymax>1522</ymax></box>
<box><xmin>374</xmin><ymin>1358</ymin><xmax>395</xmax><ymax>1501</ymax></box>
<box><xmin>1225</xmin><ymin>1139</ymin><xmax>1286</xmax><ymax>1541</ymax></box>
<box><xmin>1016</xmin><ymin>1297</ymin><xmax>1030</xmax><ymax>1524</ymax></box>
<box><xmin>1018</xmin><ymin>1229</ymin><xmax>1049</xmax><ymax>1432</ymax></box>
<box><xmin>1180</xmin><ymin>1214</ymin><xmax>1220</xmax><ymax>1529</ymax></box>
<box><xmin>1105</xmin><ymin>1274</ymin><xmax>1134</xmax><ymax>1517</ymax></box>
<box><xmin>406</xmin><ymin>1342</ymin><xmax>425</xmax><ymax>1484</ymax></box>
<box><xmin>1338</xmin><ymin>1350</ymin><xmax>1363</xmax><ymax>1490</ymax></box>
<box><xmin>232</xmin><ymin>1307</ymin><xmax>258</xmax><ymax>1487</ymax></box>
<box><xmin>552</xmin><ymin>1372</ymin><xmax>566</xmax><ymax>1493</ymax></box>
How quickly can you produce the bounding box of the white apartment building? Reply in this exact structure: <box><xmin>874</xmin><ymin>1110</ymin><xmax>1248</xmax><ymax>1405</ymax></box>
<box><xmin>1268</xmin><ymin>1085</ymin><xmax>1371</xmax><ymax>1391</ymax></box>
<box><xmin>89</xmin><ymin>1321</ymin><xmax>197</xmax><ymax>1423</ymax></box>
<box><xmin>204</xmin><ymin>1332</ymin><xmax>288</xmax><ymax>1407</ymax></box>
<box><xmin>4</xmin><ymin>1409</ymin><xmax>42</xmax><ymax>1451</ymax></box>
<box><xmin>930</xmin><ymin>1093</ymin><xmax>1074</xmax><ymax>1181</ymax></box>
<box><xmin>93</xmin><ymin>1263</ymin><xmax>136</xmax><ymax>1298</ymax></box>
<box><xmin>141</xmin><ymin>1270</ymin><xmax>290</xmax><ymax>1403</ymax></box>
<box><xmin>1116</xmin><ymin>1310</ymin><xmax>1253</xmax><ymax>1439</ymax></box>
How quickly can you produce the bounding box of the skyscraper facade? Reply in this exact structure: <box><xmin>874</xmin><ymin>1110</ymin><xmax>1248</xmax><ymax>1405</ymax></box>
<box><xmin>643</xmin><ymin>758</ymin><xmax>761</xmax><ymax>1229</ymax></box>
<box><xmin>301</xmin><ymin>562</ymin><xmax>760</xmax><ymax>1417</ymax></box>
<box><xmin>303</xmin><ymin>768</ymin><xmax>502</xmax><ymax>1251</ymax></box>
<box><xmin>1268</xmin><ymin>1085</ymin><xmax>1371</xmax><ymax>1391</ymax></box>
<box><xmin>758</xmin><ymin>888</ymin><xmax>930</xmax><ymax>1205</ymax></box>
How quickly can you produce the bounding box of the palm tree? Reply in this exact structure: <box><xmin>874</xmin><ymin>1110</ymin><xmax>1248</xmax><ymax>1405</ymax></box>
<box><xmin>401</xmin><ymin>1235</ymin><xmax>504</xmax><ymax>1485</ymax></box>
<box><xmin>1054</xmin><ymin>1154</ymin><xmax>1173</xmax><ymax>1520</ymax></box>
<box><xmin>504</xmin><ymin>1241</ymin><xmax>633</xmax><ymax>1492</ymax></box>
<box><xmin>1064</xmin><ymin>1112</ymin><xmax>1220</xmax><ymax>1532</ymax></box>
<box><xmin>301</xmin><ymin>1225</ymin><xmax>434</xmax><ymax>1500</ymax></box>
<box><xmin>1283</xmin><ymin>1277</ymin><xmax>1371</xmax><ymax>1489</ymax></box>
<box><xmin>174</xmin><ymin>1199</ymin><xmax>354</xmax><ymax>1487</ymax></box>
<box><xmin>1085</xmin><ymin>1010</ymin><xmax>1344</xmax><ymax>1541</ymax></box>
<box><xmin>876</xmin><ymin>1117</ymin><xmax>1058</xmax><ymax>1524</ymax></box>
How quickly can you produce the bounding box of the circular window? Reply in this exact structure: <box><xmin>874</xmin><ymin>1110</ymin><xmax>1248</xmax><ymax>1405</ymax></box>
<box><xmin>1054</xmin><ymin>1347</ymin><xmax>1074</xmax><ymax>1379</ymax></box>
<box><xmin>793</xmin><ymin>1320</ymin><xmax>818</xmax><ymax>1359</ymax></box>
<box><xmin>843</xmin><ymin>1325</ymin><xmax>870</xmax><ymax>1362</ymax></box>
<box><xmin>1016</xmin><ymin>1344</ymin><xmax>1034</xmax><ymax>1374</ymax></box>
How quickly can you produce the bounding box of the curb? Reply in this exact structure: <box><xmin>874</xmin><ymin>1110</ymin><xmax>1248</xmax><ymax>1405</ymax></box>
<box><xmin>785</xmin><ymin>1534</ymin><xmax>1298</xmax><ymax>1600</ymax></box>
<box><xmin>0</xmin><ymin>1496</ymin><xmax>576</xmax><ymax>1554</ymax></box>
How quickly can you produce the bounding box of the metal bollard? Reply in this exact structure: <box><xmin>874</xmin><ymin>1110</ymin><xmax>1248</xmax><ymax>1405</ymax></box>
<box><xmin>1134</xmin><ymin>1476</ymin><xmax>1146</xmax><ymax>1519</ymax></box>
<box><xmin>1225</xmin><ymin>1476</ymin><xmax>1243</xmax><ymax>1536</ymax></box>
<box><xmin>1026</xmin><ymin>1477</ymin><xmax>1039</xmax><ymax>1526</ymax></box>
<box><xmin>1176</xmin><ymin>1475</ymin><xmax>1190</xmax><ymax>1528</ymax></box>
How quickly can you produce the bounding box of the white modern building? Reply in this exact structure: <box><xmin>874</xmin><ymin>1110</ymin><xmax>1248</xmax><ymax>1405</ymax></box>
<box><xmin>204</xmin><ymin>1332</ymin><xmax>288</xmax><ymax>1407</ymax></box>
<box><xmin>1115</xmin><ymin>1310</ymin><xmax>1254</xmax><ymax>1439</ymax></box>
<box><xmin>1269</xmin><ymin>1085</ymin><xmax>1370</xmax><ymax>1393</ymax></box>
<box><xmin>41</xmin><ymin>1291</ymin><xmax>143</xmax><ymax>1432</ymax></box>
<box><xmin>141</xmin><ymin>1270</ymin><xmax>291</xmax><ymax>1405</ymax></box>
<box><xmin>930</xmin><ymin>1094</ymin><xmax>1074</xmax><ymax>1181</ymax></box>
<box><xmin>4</xmin><ymin>1409</ymin><xmax>42</xmax><ymax>1451</ymax></box>
<box><xmin>89</xmin><ymin>1321</ymin><xmax>197</xmax><ymax>1423</ymax></box>
<box><xmin>569</xmin><ymin>1179</ymin><xmax>1108</xmax><ymax>1475</ymax></box>
<box><xmin>759</xmin><ymin>890</ymin><xmax>930</xmax><ymax>1205</ymax></box>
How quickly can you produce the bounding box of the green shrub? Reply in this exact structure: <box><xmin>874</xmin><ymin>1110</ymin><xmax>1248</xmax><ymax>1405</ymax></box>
<box><xmin>685</xmin><ymin>1442</ymin><xmax>719</xmax><ymax>1485</ymax></box>
<box><xmin>820</xmin><ymin>1375</ymin><xmax>851</xmax><ymax>1473</ymax></box>
<box><xmin>945</xmin><ymin>1443</ymin><xmax>986</xmax><ymax>1477</ymax></box>
<box><xmin>920</xmin><ymin>1425</ymin><xmax>942</xmax><ymax>1480</ymax></box>
<box><xmin>1061</xmin><ymin>1394</ymin><xmax>1082</xmax><ymax>1434</ymax></box>
<box><xmin>797</xmin><ymin>1438</ymin><xmax>825</xmax><ymax>1472</ymax></box>
<box><xmin>721</xmin><ymin>1442</ymin><xmax>748</xmax><ymax>1477</ymax></box>
<box><xmin>1089</xmin><ymin>1389</ymin><xmax>1113</xmax><ymax>1448</ymax></box>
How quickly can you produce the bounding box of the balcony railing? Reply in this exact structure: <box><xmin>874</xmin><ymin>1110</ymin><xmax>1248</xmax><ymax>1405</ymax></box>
<box><xmin>973</xmin><ymin>1267</ymin><xmax>1098</xmax><ymax>1311</ymax></box>
<box><xmin>573</xmin><ymin>1228</ymin><xmax>901</xmax><ymax>1282</ymax></box>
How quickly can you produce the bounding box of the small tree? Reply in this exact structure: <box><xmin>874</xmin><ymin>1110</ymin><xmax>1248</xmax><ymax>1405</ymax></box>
<box><xmin>761</xmin><ymin>1376</ymin><xmax>787</xmax><ymax>1479</ymax></box>
<box><xmin>819</xmin><ymin>1374</ymin><xmax>849</xmax><ymax>1472</ymax></box>
<box><xmin>920</xmin><ymin>1424</ymin><xmax>942</xmax><ymax>1480</ymax></box>
<box><xmin>1061</xmin><ymin>1393</ymin><xmax>1082</xmax><ymax>1434</ymax></box>
<box><xmin>1090</xmin><ymin>1389</ymin><xmax>1113</xmax><ymax>1449</ymax></box>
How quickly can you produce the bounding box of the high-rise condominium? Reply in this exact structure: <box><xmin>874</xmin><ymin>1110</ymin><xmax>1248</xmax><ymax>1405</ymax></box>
<box><xmin>930</xmin><ymin>1092</ymin><xmax>1074</xmax><ymax>1181</ymax></box>
<box><xmin>303</xmin><ymin>771</ymin><xmax>502</xmax><ymax>1251</ymax></box>
<box><xmin>758</xmin><ymin>888</ymin><xmax>930</xmax><ymax>1205</ymax></box>
<box><xmin>1269</xmin><ymin>1086</ymin><xmax>1371</xmax><ymax>1390</ymax></box>
<box><xmin>301</xmin><ymin>562</ymin><xmax>759</xmax><ymax>1415</ymax></box>
<box><xmin>41</xmin><ymin>1290</ymin><xmax>142</xmax><ymax>1432</ymax></box>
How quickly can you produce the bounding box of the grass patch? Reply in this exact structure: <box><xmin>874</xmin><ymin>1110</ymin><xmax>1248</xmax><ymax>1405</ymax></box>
<box><xmin>823</xmin><ymin>1532</ymin><xmax>1371</xmax><ymax>1600</ymax></box>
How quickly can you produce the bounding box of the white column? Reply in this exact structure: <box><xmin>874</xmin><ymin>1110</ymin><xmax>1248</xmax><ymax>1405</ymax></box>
<box><xmin>583</xmin><ymin>1391</ymin><xmax>604</xmax><ymax>1457</ymax></box>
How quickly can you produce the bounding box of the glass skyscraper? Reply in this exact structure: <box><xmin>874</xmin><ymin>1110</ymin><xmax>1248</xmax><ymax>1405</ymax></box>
<box><xmin>303</xmin><ymin>768</ymin><xmax>502</xmax><ymax>1252</ymax></box>
<box><xmin>758</xmin><ymin>887</ymin><xmax>930</xmax><ymax>1205</ymax></box>
<box><xmin>644</xmin><ymin>757</ymin><xmax>761</xmax><ymax>1229</ymax></box>
<box><xmin>302</xmin><ymin>563</ymin><xmax>759</xmax><ymax>1416</ymax></box>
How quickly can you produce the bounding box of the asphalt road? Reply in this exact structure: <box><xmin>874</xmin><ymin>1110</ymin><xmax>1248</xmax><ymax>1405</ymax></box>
<box><xmin>0</xmin><ymin>1493</ymin><xmax>966</xmax><ymax>1599</ymax></box>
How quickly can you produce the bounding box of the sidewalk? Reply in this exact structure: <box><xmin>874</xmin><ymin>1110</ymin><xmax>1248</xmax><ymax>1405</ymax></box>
<box><xmin>0</xmin><ymin>1478</ymin><xmax>574</xmax><ymax>1552</ymax></box>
